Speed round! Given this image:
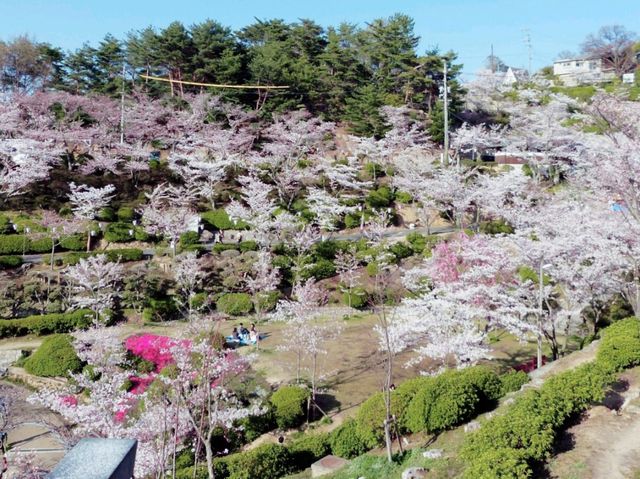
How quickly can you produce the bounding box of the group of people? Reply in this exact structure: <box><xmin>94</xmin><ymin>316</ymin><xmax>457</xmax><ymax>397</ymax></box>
<box><xmin>230</xmin><ymin>322</ymin><xmax>259</xmax><ymax>345</ymax></box>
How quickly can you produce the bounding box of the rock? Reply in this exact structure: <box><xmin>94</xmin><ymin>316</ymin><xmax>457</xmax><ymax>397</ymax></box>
<box><xmin>402</xmin><ymin>467</ymin><xmax>428</xmax><ymax>479</ymax></box>
<box><xmin>464</xmin><ymin>420</ymin><xmax>481</xmax><ymax>432</ymax></box>
<box><xmin>311</xmin><ymin>455</ymin><xmax>349</xmax><ymax>477</ymax></box>
<box><xmin>422</xmin><ymin>448</ymin><xmax>443</xmax><ymax>459</ymax></box>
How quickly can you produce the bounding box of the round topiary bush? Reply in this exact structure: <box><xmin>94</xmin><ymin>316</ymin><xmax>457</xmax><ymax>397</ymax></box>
<box><xmin>597</xmin><ymin>317</ymin><xmax>640</xmax><ymax>372</ymax></box>
<box><xmin>355</xmin><ymin>376</ymin><xmax>431</xmax><ymax>447</ymax></box>
<box><xmin>116</xmin><ymin>206</ymin><xmax>136</xmax><ymax>222</ymax></box>
<box><xmin>225</xmin><ymin>443</ymin><xmax>295</xmax><ymax>479</ymax></box>
<box><xmin>403</xmin><ymin>370</ymin><xmax>480</xmax><ymax>434</ymax></box>
<box><xmin>24</xmin><ymin>334</ymin><xmax>83</xmax><ymax>377</ymax></box>
<box><xmin>288</xmin><ymin>432</ymin><xmax>331</xmax><ymax>468</ymax></box>
<box><xmin>329</xmin><ymin>419</ymin><xmax>368</xmax><ymax>459</ymax></box>
<box><xmin>269</xmin><ymin>385</ymin><xmax>310</xmax><ymax>429</ymax></box>
<box><xmin>216</xmin><ymin>293</ymin><xmax>253</xmax><ymax>316</ymax></box>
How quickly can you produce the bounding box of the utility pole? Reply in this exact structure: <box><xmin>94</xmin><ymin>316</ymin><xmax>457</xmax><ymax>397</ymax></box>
<box><xmin>523</xmin><ymin>29</ymin><xmax>533</xmax><ymax>77</ymax></box>
<box><xmin>443</xmin><ymin>61</ymin><xmax>449</xmax><ymax>166</ymax></box>
<box><xmin>537</xmin><ymin>259</ymin><xmax>544</xmax><ymax>369</ymax></box>
<box><xmin>119</xmin><ymin>62</ymin><xmax>126</xmax><ymax>145</ymax></box>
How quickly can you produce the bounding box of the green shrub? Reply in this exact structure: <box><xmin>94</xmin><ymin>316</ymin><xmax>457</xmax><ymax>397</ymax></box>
<box><xmin>104</xmin><ymin>222</ymin><xmax>137</xmax><ymax>243</ymax></box>
<box><xmin>97</xmin><ymin>207</ymin><xmax>116</xmax><ymax>221</ymax></box>
<box><xmin>0</xmin><ymin>255</ymin><xmax>22</xmax><ymax>269</ymax></box>
<box><xmin>461</xmin><ymin>448</ymin><xmax>532</xmax><ymax>479</ymax></box>
<box><xmin>364</xmin><ymin>162</ymin><xmax>385</xmax><ymax>178</ymax></box>
<box><xmin>0</xmin><ymin>215</ymin><xmax>12</xmax><ymax>234</ymax></box>
<box><xmin>404</xmin><ymin>370</ymin><xmax>479</xmax><ymax>434</ymax></box>
<box><xmin>116</xmin><ymin>206</ymin><xmax>136</xmax><ymax>222</ymax></box>
<box><xmin>29</xmin><ymin>237</ymin><xmax>54</xmax><ymax>253</ymax></box>
<box><xmin>213</xmin><ymin>243</ymin><xmax>239</xmax><ymax>253</ymax></box>
<box><xmin>597</xmin><ymin>317</ymin><xmax>640</xmax><ymax>372</ymax></box>
<box><xmin>216</xmin><ymin>293</ymin><xmax>253</xmax><ymax>316</ymax></box>
<box><xmin>201</xmin><ymin>209</ymin><xmax>248</xmax><ymax>231</ymax></box>
<box><xmin>180</xmin><ymin>231</ymin><xmax>199</xmax><ymax>246</ymax></box>
<box><xmin>270</xmin><ymin>385</ymin><xmax>309</xmax><ymax>429</ymax></box>
<box><xmin>461</xmin><ymin>362</ymin><xmax>614</xmax><ymax>476</ymax></box>
<box><xmin>329</xmin><ymin>419</ymin><xmax>368</xmax><ymax>459</ymax></box>
<box><xmin>288</xmin><ymin>432</ymin><xmax>331</xmax><ymax>468</ymax></box>
<box><xmin>255</xmin><ymin>291</ymin><xmax>280</xmax><ymax>313</ymax></box>
<box><xmin>459</xmin><ymin>366</ymin><xmax>503</xmax><ymax>405</ymax></box>
<box><xmin>0</xmin><ymin>235</ymin><xmax>24</xmax><ymax>255</ymax></box>
<box><xmin>343</xmin><ymin>287</ymin><xmax>368</xmax><ymax>309</ymax></box>
<box><xmin>480</xmin><ymin>219</ymin><xmax>514</xmax><ymax>235</ymax></box>
<box><xmin>344</xmin><ymin>213</ymin><xmax>361</xmax><ymax>229</ymax></box>
<box><xmin>236</xmin><ymin>410</ymin><xmax>277</xmax><ymax>443</ymax></box>
<box><xmin>313</xmin><ymin>240</ymin><xmax>349</xmax><ymax>260</ymax></box>
<box><xmin>239</xmin><ymin>240</ymin><xmax>258</xmax><ymax>252</ymax></box>
<box><xmin>366</xmin><ymin>186</ymin><xmax>394</xmax><ymax>208</ymax></box>
<box><xmin>303</xmin><ymin>259</ymin><xmax>336</xmax><ymax>280</ymax></box>
<box><xmin>500</xmin><ymin>370</ymin><xmax>530</xmax><ymax>395</ymax></box>
<box><xmin>395</xmin><ymin>191</ymin><xmax>413</xmax><ymax>204</ymax></box>
<box><xmin>59</xmin><ymin>233</ymin><xmax>87</xmax><ymax>251</ymax></box>
<box><xmin>53</xmin><ymin>249</ymin><xmax>143</xmax><ymax>266</ymax></box>
<box><xmin>24</xmin><ymin>334</ymin><xmax>83</xmax><ymax>377</ymax></box>
<box><xmin>142</xmin><ymin>297</ymin><xmax>177</xmax><ymax>322</ymax></box>
<box><xmin>225</xmin><ymin>444</ymin><xmax>295</xmax><ymax>479</ymax></box>
<box><xmin>105</xmin><ymin>248</ymin><xmax>144</xmax><ymax>262</ymax></box>
<box><xmin>389</xmin><ymin>241</ymin><xmax>413</xmax><ymax>260</ymax></box>
<box><xmin>0</xmin><ymin>310</ymin><xmax>92</xmax><ymax>338</ymax></box>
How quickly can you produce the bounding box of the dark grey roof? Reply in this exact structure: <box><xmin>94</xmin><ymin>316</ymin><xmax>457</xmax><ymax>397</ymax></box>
<box><xmin>47</xmin><ymin>438</ymin><xmax>137</xmax><ymax>479</ymax></box>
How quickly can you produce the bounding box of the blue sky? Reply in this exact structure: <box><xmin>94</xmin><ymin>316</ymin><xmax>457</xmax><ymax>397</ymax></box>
<box><xmin>2</xmin><ymin>0</ymin><xmax>639</xmax><ymax>79</ymax></box>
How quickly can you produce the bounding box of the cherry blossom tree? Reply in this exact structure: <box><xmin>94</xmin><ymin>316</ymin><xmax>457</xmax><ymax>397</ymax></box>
<box><xmin>245</xmin><ymin>249</ymin><xmax>280</xmax><ymax>323</ymax></box>
<box><xmin>335</xmin><ymin>246</ymin><xmax>361</xmax><ymax>308</ymax></box>
<box><xmin>167</xmin><ymin>340</ymin><xmax>255</xmax><ymax>479</ymax></box>
<box><xmin>272</xmin><ymin>278</ymin><xmax>327</xmax><ymax>384</ymax></box>
<box><xmin>173</xmin><ymin>251</ymin><xmax>207</xmax><ymax>319</ymax></box>
<box><xmin>65</xmin><ymin>254</ymin><xmax>123</xmax><ymax>326</ymax></box>
<box><xmin>140</xmin><ymin>185</ymin><xmax>200</xmax><ymax>257</ymax></box>
<box><xmin>68</xmin><ymin>182</ymin><xmax>116</xmax><ymax>251</ymax></box>
<box><xmin>305</xmin><ymin>187</ymin><xmax>355</xmax><ymax>232</ymax></box>
<box><xmin>0</xmin><ymin>139</ymin><xmax>56</xmax><ymax>203</ymax></box>
<box><xmin>225</xmin><ymin>174</ymin><xmax>295</xmax><ymax>246</ymax></box>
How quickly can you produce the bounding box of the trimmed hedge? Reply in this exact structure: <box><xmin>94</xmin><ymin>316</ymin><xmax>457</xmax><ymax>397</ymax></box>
<box><xmin>104</xmin><ymin>222</ymin><xmax>148</xmax><ymax>242</ymax></box>
<box><xmin>329</xmin><ymin>419</ymin><xmax>369</xmax><ymax>459</ymax></box>
<box><xmin>288</xmin><ymin>433</ymin><xmax>331</xmax><ymax>467</ymax></box>
<box><xmin>355</xmin><ymin>376</ymin><xmax>431</xmax><ymax>447</ymax></box>
<box><xmin>46</xmin><ymin>248</ymin><xmax>144</xmax><ymax>266</ymax></box>
<box><xmin>24</xmin><ymin>334</ymin><xmax>83</xmax><ymax>377</ymax></box>
<box><xmin>201</xmin><ymin>209</ymin><xmax>248</xmax><ymax>231</ymax></box>
<box><xmin>0</xmin><ymin>234</ymin><xmax>86</xmax><ymax>255</ymax></box>
<box><xmin>0</xmin><ymin>255</ymin><xmax>22</xmax><ymax>269</ymax></box>
<box><xmin>596</xmin><ymin>317</ymin><xmax>640</xmax><ymax>372</ymax></box>
<box><xmin>0</xmin><ymin>310</ymin><xmax>92</xmax><ymax>338</ymax></box>
<box><xmin>500</xmin><ymin>370</ymin><xmax>530</xmax><ymax>395</ymax></box>
<box><xmin>270</xmin><ymin>385</ymin><xmax>310</xmax><ymax>429</ymax></box>
<box><xmin>216</xmin><ymin>293</ymin><xmax>253</xmax><ymax>316</ymax></box>
<box><xmin>403</xmin><ymin>367</ymin><xmax>502</xmax><ymax>434</ymax></box>
<box><xmin>224</xmin><ymin>444</ymin><xmax>296</xmax><ymax>479</ymax></box>
<box><xmin>461</xmin><ymin>319</ymin><xmax>640</xmax><ymax>478</ymax></box>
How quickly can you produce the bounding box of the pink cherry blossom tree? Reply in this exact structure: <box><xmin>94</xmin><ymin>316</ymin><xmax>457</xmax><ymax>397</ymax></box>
<box><xmin>65</xmin><ymin>254</ymin><xmax>123</xmax><ymax>326</ymax></box>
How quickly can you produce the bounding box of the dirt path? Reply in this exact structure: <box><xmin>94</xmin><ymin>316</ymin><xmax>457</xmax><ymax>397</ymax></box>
<box><xmin>549</xmin><ymin>368</ymin><xmax>640</xmax><ymax>479</ymax></box>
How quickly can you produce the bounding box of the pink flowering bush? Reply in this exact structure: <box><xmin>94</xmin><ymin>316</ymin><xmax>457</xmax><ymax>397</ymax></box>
<box><xmin>124</xmin><ymin>334</ymin><xmax>190</xmax><ymax>372</ymax></box>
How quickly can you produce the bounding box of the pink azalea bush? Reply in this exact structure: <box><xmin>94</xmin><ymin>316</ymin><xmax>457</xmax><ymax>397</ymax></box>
<box><xmin>124</xmin><ymin>334</ymin><xmax>190</xmax><ymax>372</ymax></box>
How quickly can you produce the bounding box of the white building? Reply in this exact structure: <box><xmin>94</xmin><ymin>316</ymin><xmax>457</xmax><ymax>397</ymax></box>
<box><xmin>552</xmin><ymin>57</ymin><xmax>615</xmax><ymax>86</ymax></box>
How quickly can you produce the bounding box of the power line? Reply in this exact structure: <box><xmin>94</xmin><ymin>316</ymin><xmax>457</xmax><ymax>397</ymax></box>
<box><xmin>138</xmin><ymin>74</ymin><xmax>290</xmax><ymax>90</ymax></box>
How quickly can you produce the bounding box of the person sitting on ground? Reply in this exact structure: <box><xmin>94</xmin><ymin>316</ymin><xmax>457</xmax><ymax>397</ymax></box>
<box><xmin>239</xmin><ymin>323</ymin><xmax>250</xmax><ymax>337</ymax></box>
<box><xmin>231</xmin><ymin>327</ymin><xmax>240</xmax><ymax>341</ymax></box>
<box><xmin>249</xmin><ymin>326</ymin><xmax>258</xmax><ymax>344</ymax></box>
